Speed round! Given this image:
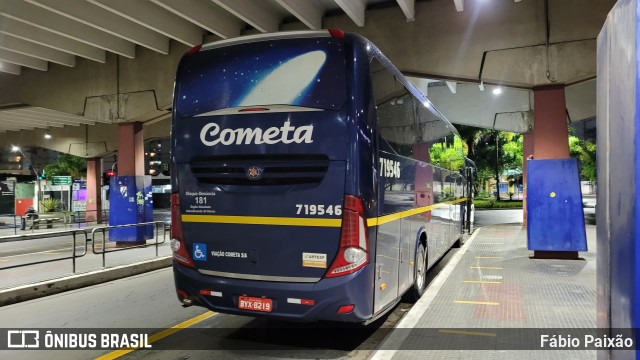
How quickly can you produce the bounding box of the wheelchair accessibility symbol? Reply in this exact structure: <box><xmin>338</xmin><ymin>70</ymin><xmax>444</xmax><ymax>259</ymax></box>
<box><xmin>193</xmin><ymin>243</ymin><xmax>207</xmax><ymax>261</ymax></box>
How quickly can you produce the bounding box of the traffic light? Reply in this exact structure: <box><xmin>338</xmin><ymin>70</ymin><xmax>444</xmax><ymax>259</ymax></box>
<box><xmin>103</xmin><ymin>170</ymin><xmax>115</xmax><ymax>186</ymax></box>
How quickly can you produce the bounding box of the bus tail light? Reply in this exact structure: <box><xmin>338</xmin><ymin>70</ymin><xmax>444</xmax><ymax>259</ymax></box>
<box><xmin>325</xmin><ymin>195</ymin><xmax>369</xmax><ymax>278</ymax></box>
<box><xmin>186</xmin><ymin>44</ymin><xmax>202</xmax><ymax>56</ymax></box>
<box><xmin>171</xmin><ymin>193</ymin><xmax>195</xmax><ymax>268</ymax></box>
<box><xmin>328</xmin><ymin>28</ymin><xmax>345</xmax><ymax>39</ymax></box>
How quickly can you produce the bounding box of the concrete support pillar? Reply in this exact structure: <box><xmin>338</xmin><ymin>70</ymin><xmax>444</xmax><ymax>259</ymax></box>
<box><xmin>532</xmin><ymin>85</ymin><xmax>570</xmax><ymax>159</ymax></box>
<box><xmin>529</xmin><ymin>85</ymin><xmax>575</xmax><ymax>259</ymax></box>
<box><xmin>85</xmin><ymin>158</ymin><xmax>102</xmax><ymax>223</ymax></box>
<box><xmin>114</xmin><ymin>122</ymin><xmax>145</xmax><ymax>247</ymax></box>
<box><xmin>117</xmin><ymin>122</ymin><xmax>145</xmax><ymax>176</ymax></box>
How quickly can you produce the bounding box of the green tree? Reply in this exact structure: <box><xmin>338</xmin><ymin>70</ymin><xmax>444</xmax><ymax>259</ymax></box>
<box><xmin>429</xmin><ymin>135</ymin><xmax>465</xmax><ymax>171</ymax></box>
<box><xmin>569</xmin><ymin>135</ymin><xmax>596</xmax><ymax>181</ymax></box>
<box><xmin>44</xmin><ymin>154</ymin><xmax>87</xmax><ymax>180</ymax></box>
<box><xmin>501</xmin><ymin>133</ymin><xmax>523</xmax><ymax>171</ymax></box>
<box><xmin>456</xmin><ymin>125</ymin><xmax>523</xmax><ymax>199</ymax></box>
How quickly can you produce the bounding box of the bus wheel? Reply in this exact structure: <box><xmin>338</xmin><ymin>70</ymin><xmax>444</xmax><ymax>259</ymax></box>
<box><xmin>407</xmin><ymin>243</ymin><xmax>427</xmax><ymax>302</ymax></box>
<box><xmin>453</xmin><ymin>236</ymin><xmax>462</xmax><ymax>248</ymax></box>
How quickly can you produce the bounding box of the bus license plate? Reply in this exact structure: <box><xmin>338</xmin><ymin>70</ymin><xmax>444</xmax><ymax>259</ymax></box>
<box><xmin>238</xmin><ymin>296</ymin><xmax>272</xmax><ymax>312</ymax></box>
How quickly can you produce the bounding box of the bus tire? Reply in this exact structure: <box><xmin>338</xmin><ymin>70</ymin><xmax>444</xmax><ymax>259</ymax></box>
<box><xmin>407</xmin><ymin>242</ymin><xmax>427</xmax><ymax>302</ymax></box>
<box><xmin>452</xmin><ymin>236</ymin><xmax>462</xmax><ymax>248</ymax></box>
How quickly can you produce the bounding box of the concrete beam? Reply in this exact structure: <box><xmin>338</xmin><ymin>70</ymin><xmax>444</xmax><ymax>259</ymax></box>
<box><xmin>334</xmin><ymin>0</ymin><xmax>366</xmax><ymax>27</ymax></box>
<box><xmin>318</xmin><ymin>0</ymin><xmax>611</xmax><ymax>87</ymax></box>
<box><xmin>0</xmin><ymin>122</ymin><xmax>36</xmax><ymax>131</ymax></box>
<box><xmin>151</xmin><ymin>0</ymin><xmax>242</xmax><ymax>39</ymax></box>
<box><xmin>407</xmin><ymin>77</ymin><xmax>432</xmax><ymax>97</ymax></box>
<box><xmin>275</xmin><ymin>0</ymin><xmax>323</xmax><ymax>30</ymax></box>
<box><xmin>0</xmin><ymin>49</ymin><xmax>48</xmax><ymax>71</ymax></box>
<box><xmin>26</xmin><ymin>0</ymin><xmax>170</xmax><ymax>55</ymax></box>
<box><xmin>88</xmin><ymin>0</ymin><xmax>204</xmax><ymax>46</ymax></box>
<box><xmin>453</xmin><ymin>0</ymin><xmax>464</xmax><ymax>12</ymax></box>
<box><xmin>565</xmin><ymin>78</ymin><xmax>596</xmax><ymax>123</ymax></box>
<box><xmin>0</xmin><ymin>0</ymin><xmax>135</xmax><ymax>58</ymax></box>
<box><xmin>396</xmin><ymin>0</ymin><xmax>415</xmax><ymax>21</ymax></box>
<box><xmin>0</xmin><ymin>17</ymin><xmax>106</xmax><ymax>63</ymax></box>
<box><xmin>0</xmin><ymin>114</ymin><xmax>67</xmax><ymax>127</ymax></box>
<box><xmin>212</xmin><ymin>0</ymin><xmax>280</xmax><ymax>33</ymax></box>
<box><xmin>0</xmin><ymin>61</ymin><xmax>21</xmax><ymax>76</ymax></box>
<box><xmin>481</xmin><ymin>40</ymin><xmax>596</xmax><ymax>86</ymax></box>
<box><xmin>0</xmin><ymin>33</ymin><xmax>75</xmax><ymax>67</ymax></box>
<box><xmin>446</xmin><ymin>81</ymin><xmax>457</xmax><ymax>94</ymax></box>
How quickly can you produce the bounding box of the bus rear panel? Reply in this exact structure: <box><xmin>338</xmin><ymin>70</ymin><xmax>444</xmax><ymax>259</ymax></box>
<box><xmin>171</xmin><ymin>30</ymin><xmax>466</xmax><ymax>323</ymax></box>
<box><xmin>171</xmin><ymin>32</ymin><xmax>376</xmax><ymax>322</ymax></box>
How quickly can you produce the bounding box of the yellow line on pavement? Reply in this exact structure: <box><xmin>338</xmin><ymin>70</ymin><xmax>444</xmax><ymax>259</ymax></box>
<box><xmin>438</xmin><ymin>329</ymin><xmax>497</xmax><ymax>337</ymax></box>
<box><xmin>470</xmin><ymin>266</ymin><xmax>503</xmax><ymax>270</ymax></box>
<box><xmin>463</xmin><ymin>280</ymin><xmax>502</xmax><ymax>284</ymax></box>
<box><xmin>95</xmin><ymin>311</ymin><xmax>216</xmax><ymax>360</ymax></box>
<box><xmin>453</xmin><ymin>300</ymin><xmax>500</xmax><ymax>306</ymax></box>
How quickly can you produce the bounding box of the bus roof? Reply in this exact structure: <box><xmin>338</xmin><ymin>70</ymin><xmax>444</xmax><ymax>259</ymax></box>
<box><xmin>193</xmin><ymin>29</ymin><xmax>459</xmax><ymax>137</ymax></box>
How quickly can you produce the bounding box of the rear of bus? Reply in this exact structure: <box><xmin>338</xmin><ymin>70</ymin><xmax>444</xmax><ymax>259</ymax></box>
<box><xmin>170</xmin><ymin>31</ymin><xmax>375</xmax><ymax>322</ymax></box>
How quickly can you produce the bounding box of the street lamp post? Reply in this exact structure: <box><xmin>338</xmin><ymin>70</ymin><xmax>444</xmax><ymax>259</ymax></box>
<box><xmin>12</xmin><ymin>146</ymin><xmax>41</xmax><ymax>212</ymax></box>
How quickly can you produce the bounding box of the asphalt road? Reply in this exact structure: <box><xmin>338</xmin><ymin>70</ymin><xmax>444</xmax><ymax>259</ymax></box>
<box><xmin>473</xmin><ymin>209</ymin><xmax>524</xmax><ymax>227</ymax></box>
<box><xmin>0</xmin><ymin>247</ymin><xmax>459</xmax><ymax>360</ymax></box>
<box><xmin>473</xmin><ymin>206</ymin><xmax>596</xmax><ymax>228</ymax></box>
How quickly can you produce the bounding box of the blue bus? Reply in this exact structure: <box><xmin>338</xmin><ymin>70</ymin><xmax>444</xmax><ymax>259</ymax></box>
<box><xmin>170</xmin><ymin>29</ymin><xmax>467</xmax><ymax>323</ymax></box>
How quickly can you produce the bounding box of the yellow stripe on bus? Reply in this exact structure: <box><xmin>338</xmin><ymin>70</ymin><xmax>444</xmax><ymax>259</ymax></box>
<box><xmin>182</xmin><ymin>198</ymin><xmax>467</xmax><ymax>228</ymax></box>
<box><xmin>368</xmin><ymin>198</ymin><xmax>467</xmax><ymax>227</ymax></box>
<box><xmin>182</xmin><ymin>214</ymin><xmax>342</xmax><ymax>227</ymax></box>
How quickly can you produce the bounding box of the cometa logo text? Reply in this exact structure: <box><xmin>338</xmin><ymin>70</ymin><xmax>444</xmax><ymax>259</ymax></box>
<box><xmin>200</xmin><ymin>121</ymin><xmax>314</xmax><ymax>146</ymax></box>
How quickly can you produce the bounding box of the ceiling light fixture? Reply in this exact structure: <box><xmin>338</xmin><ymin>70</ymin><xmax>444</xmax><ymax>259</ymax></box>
<box><xmin>492</xmin><ymin>87</ymin><xmax>502</xmax><ymax>95</ymax></box>
<box><xmin>44</xmin><ymin>132</ymin><xmax>52</xmax><ymax>139</ymax></box>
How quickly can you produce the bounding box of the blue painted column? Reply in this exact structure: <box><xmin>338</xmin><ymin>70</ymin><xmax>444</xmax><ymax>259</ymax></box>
<box><xmin>527</xmin><ymin>85</ymin><xmax>579</xmax><ymax>259</ymax></box>
<box><xmin>109</xmin><ymin>122</ymin><xmax>153</xmax><ymax>246</ymax></box>
<box><xmin>597</xmin><ymin>1</ymin><xmax>639</xmax><ymax>359</ymax></box>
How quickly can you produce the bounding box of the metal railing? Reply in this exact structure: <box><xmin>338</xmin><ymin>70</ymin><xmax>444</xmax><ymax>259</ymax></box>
<box><xmin>72</xmin><ymin>209</ymin><xmax>109</xmax><ymax>225</ymax></box>
<box><xmin>25</xmin><ymin>213</ymin><xmax>71</xmax><ymax>230</ymax></box>
<box><xmin>91</xmin><ymin>221</ymin><xmax>167</xmax><ymax>267</ymax></box>
<box><xmin>0</xmin><ymin>230</ymin><xmax>89</xmax><ymax>272</ymax></box>
<box><xmin>0</xmin><ymin>214</ymin><xmax>20</xmax><ymax>235</ymax></box>
<box><xmin>0</xmin><ymin>221</ymin><xmax>168</xmax><ymax>274</ymax></box>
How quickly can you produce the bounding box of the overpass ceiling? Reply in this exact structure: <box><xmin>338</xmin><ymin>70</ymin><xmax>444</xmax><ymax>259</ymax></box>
<box><xmin>0</xmin><ymin>0</ymin><xmax>603</xmax><ymax>134</ymax></box>
<box><xmin>408</xmin><ymin>77</ymin><xmax>595</xmax><ymax>133</ymax></box>
<box><xmin>0</xmin><ymin>0</ymin><xmax>414</xmax><ymax>76</ymax></box>
<box><xmin>0</xmin><ymin>104</ymin><xmax>109</xmax><ymax>133</ymax></box>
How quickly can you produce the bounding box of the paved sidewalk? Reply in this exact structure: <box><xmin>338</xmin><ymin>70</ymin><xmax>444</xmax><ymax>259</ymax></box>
<box><xmin>373</xmin><ymin>224</ymin><xmax>596</xmax><ymax>360</ymax></box>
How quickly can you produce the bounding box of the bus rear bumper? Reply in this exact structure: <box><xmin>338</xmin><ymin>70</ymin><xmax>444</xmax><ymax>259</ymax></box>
<box><xmin>173</xmin><ymin>262</ymin><xmax>374</xmax><ymax>323</ymax></box>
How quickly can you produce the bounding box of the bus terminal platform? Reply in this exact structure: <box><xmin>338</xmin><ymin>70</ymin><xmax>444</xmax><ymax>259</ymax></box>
<box><xmin>372</xmin><ymin>222</ymin><xmax>596</xmax><ymax>360</ymax></box>
<box><xmin>0</xmin><ymin>210</ymin><xmax>598</xmax><ymax>359</ymax></box>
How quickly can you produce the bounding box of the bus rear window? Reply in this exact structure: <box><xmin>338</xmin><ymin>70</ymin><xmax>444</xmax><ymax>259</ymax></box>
<box><xmin>176</xmin><ymin>38</ymin><xmax>347</xmax><ymax>118</ymax></box>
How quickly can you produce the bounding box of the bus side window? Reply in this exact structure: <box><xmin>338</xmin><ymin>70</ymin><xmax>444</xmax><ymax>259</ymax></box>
<box><xmin>370</xmin><ymin>57</ymin><xmax>414</xmax><ymax>158</ymax></box>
